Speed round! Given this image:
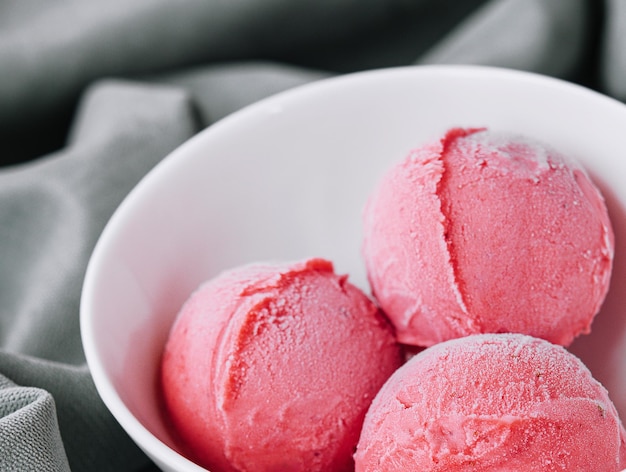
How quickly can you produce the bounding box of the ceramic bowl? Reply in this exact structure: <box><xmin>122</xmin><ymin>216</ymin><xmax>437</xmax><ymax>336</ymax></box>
<box><xmin>81</xmin><ymin>65</ymin><xmax>626</xmax><ymax>471</ymax></box>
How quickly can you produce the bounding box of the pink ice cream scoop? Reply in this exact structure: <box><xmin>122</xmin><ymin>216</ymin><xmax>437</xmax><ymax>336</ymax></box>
<box><xmin>362</xmin><ymin>127</ymin><xmax>614</xmax><ymax>347</ymax></box>
<box><xmin>354</xmin><ymin>333</ymin><xmax>626</xmax><ymax>471</ymax></box>
<box><xmin>160</xmin><ymin>258</ymin><xmax>403</xmax><ymax>472</ymax></box>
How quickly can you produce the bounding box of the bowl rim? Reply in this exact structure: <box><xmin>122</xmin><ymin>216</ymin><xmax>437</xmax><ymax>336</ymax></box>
<box><xmin>79</xmin><ymin>63</ymin><xmax>626</xmax><ymax>470</ymax></box>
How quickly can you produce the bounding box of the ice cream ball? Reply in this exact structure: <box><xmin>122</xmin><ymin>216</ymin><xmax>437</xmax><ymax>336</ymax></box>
<box><xmin>354</xmin><ymin>333</ymin><xmax>626</xmax><ymax>471</ymax></box>
<box><xmin>160</xmin><ymin>257</ymin><xmax>404</xmax><ymax>472</ymax></box>
<box><xmin>362</xmin><ymin>127</ymin><xmax>614</xmax><ymax>347</ymax></box>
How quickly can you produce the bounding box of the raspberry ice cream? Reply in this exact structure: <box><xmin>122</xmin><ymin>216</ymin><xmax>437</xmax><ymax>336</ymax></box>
<box><xmin>354</xmin><ymin>333</ymin><xmax>626</xmax><ymax>471</ymax></box>
<box><xmin>362</xmin><ymin>127</ymin><xmax>614</xmax><ymax>347</ymax></box>
<box><xmin>160</xmin><ymin>258</ymin><xmax>403</xmax><ymax>472</ymax></box>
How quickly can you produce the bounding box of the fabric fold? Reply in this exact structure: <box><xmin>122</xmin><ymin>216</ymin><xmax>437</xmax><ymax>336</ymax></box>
<box><xmin>601</xmin><ymin>0</ymin><xmax>626</xmax><ymax>100</ymax></box>
<box><xmin>0</xmin><ymin>373</ymin><xmax>71</xmax><ymax>472</ymax></box>
<box><xmin>418</xmin><ymin>0</ymin><xmax>587</xmax><ymax>79</ymax></box>
<box><xmin>0</xmin><ymin>352</ymin><xmax>150</xmax><ymax>472</ymax></box>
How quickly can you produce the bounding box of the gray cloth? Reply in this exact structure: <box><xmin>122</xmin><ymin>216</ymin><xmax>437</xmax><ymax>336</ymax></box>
<box><xmin>0</xmin><ymin>0</ymin><xmax>619</xmax><ymax>470</ymax></box>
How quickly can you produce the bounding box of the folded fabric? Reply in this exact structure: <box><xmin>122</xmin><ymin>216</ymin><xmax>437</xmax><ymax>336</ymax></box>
<box><xmin>0</xmin><ymin>0</ymin><xmax>619</xmax><ymax>470</ymax></box>
<box><xmin>0</xmin><ymin>372</ymin><xmax>69</xmax><ymax>471</ymax></box>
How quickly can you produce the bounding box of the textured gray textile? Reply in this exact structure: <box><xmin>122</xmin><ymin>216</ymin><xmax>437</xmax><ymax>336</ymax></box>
<box><xmin>0</xmin><ymin>373</ymin><xmax>69</xmax><ymax>471</ymax></box>
<box><xmin>0</xmin><ymin>0</ymin><xmax>619</xmax><ymax>470</ymax></box>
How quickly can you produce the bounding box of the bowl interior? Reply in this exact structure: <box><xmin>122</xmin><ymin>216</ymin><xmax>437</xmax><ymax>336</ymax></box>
<box><xmin>81</xmin><ymin>65</ymin><xmax>626</xmax><ymax>471</ymax></box>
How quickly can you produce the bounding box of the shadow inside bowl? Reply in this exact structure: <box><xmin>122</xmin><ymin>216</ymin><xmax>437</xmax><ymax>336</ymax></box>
<box><xmin>570</xmin><ymin>176</ymin><xmax>626</xmax><ymax>420</ymax></box>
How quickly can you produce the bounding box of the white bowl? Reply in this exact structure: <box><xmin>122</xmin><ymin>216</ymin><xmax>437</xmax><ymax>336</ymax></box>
<box><xmin>80</xmin><ymin>65</ymin><xmax>626</xmax><ymax>471</ymax></box>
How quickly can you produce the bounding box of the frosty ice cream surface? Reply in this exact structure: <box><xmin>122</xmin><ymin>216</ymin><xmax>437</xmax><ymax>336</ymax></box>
<box><xmin>161</xmin><ymin>258</ymin><xmax>403</xmax><ymax>471</ymax></box>
<box><xmin>362</xmin><ymin>127</ymin><xmax>614</xmax><ymax>347</ymax></box>
<box><xmin>354</xmin><ymin>333</ymin><xmax>626</xmax><ymax>471</ymax></box>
